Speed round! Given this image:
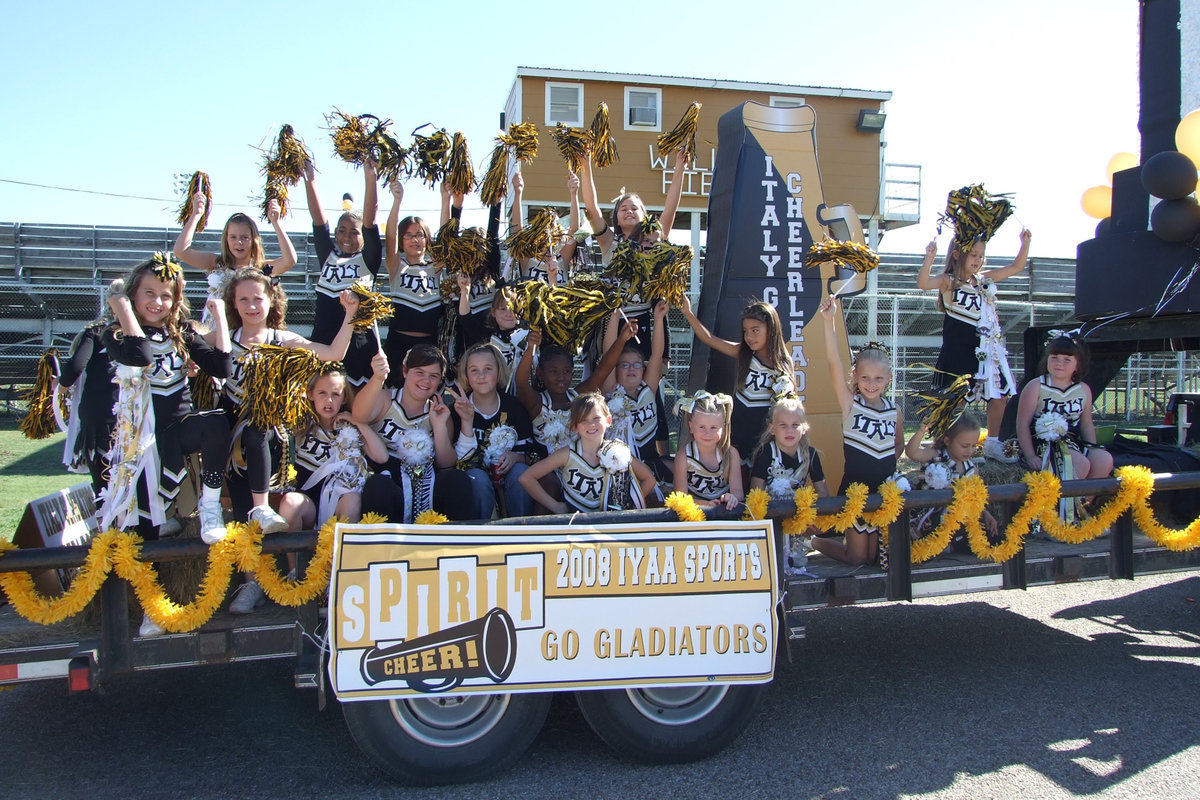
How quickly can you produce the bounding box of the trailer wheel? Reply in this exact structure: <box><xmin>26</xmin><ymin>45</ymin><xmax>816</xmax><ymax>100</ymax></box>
<box><xmin>575</xmin><ymin>683</ymin><xmax>767</xmax><ymax>763</ymax></box>
<box><xmin>341</xmin><ymin>692</ymin><xmax>551</xmax><ymax>785</ymax></box>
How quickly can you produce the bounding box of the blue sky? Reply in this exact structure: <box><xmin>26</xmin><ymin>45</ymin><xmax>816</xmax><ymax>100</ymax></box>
<box><xmin>0</xmin><ymin>0</ymin><xmax>1140</xmax><ymax>258</ymax></box>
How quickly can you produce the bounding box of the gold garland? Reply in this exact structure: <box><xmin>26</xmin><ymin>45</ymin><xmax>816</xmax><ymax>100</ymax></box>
<box><xmin>665</xmin><ymin>491</ymin><xmax>706</xmax><ymax>522</ymax></box>
<box><xmin>742</xmin><ymin>488</ymin><xmax>769</xmax><ymax>521</ymax></box>
<box><xmin>815</xmin><ymin>483</ymin><xmax>867</xmax><ymax>533</ymax></box>
<box><xmin>111</xmin><ymin>530</ymin><xmax>238</xmax><ymax>633</ymax></box>
<box><xmin>6</xmin><ymin>470</ymin><xmax>1199</xmax><ymax>631</ymax></box>
<box><xmin>783</xmin><ymin>486</ymin><xmax>818</xmax><ymax>535</ymax></box>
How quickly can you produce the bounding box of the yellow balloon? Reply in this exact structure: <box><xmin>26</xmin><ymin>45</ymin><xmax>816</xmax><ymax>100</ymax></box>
<box><xmin>341</xmin><ymin>199</ymin><xmax>353</xmax><ymax>211</ymax></box>
<box><xmin>1177</xmin><ymin>110</ymin><xmax>1200</xmax><ymax>165</ymax></box>
<box><xmin>1081</xmin><ymin>185</ymin><xmax>1112</xmax><ymax>219</ymax></box>
<box><xmin>1106</xmin><ymin>152</ymin><xmax>1139</xmax><ymax>182</ymax></box>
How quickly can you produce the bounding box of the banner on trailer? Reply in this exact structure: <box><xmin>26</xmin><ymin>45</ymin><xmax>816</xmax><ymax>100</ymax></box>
<box><xmin>328</xmin><ymin>519</ymin><xmax>778</xmax><ymax>701</ymax></box>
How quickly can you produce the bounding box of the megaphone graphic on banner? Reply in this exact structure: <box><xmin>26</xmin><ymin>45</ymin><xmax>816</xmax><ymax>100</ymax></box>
<box><xmin>818</xmin><ymin>203</ymin><xmax>868</xmax><ymax>300</ymax></box>
<box><xmin>360</xmin><ymin>606</ymin><xmax>517</xmax><ymax>693</ymax></box>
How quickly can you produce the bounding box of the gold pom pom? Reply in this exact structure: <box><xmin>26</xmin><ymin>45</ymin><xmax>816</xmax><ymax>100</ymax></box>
<box><xmin>479</xmin><ymin>143</ymin><xmax>510</xmax><ymax>207</ymax></box>
<box><xmin>910</xmin><ymin>368</ymin><xmax>974</xmax><ymax>440</ymax></box>
<box><xmin>551</xmin><ymin>124</ymin><xmax>594</xmax><ymax>174</ymax></box>
<box><xmin>505</xmin><ymin>208</ymin><xmax>565</xmax><ymax>262</ymax></box>
<box><xmin>640</xmin><ymin>242</ymin><xmax>695</xmax><ymax>306</ymax></box>
<box><xmin>349</xmin><ymin>283</ymin><xmax>395</xmax><ymax>332</ymax></box>
<box><xmin>657</xmin><ymin>102</ymin><xmax>702</xmax><ymax>163</ymax></box>
<box><xmin>19</xmin><ymin>350</ymin><xmax>62</xmax><ymax>440</ymax></box>
<box><xmin>446</xmin><ymin>131</ymin><xmax>476</xmax><ymax>197</ymax></box>
<box><xmin>938</xmin><ymin>184</ymin><xmax>1015</xmax><ymax>251</ymax></box>
<box><xmin>589</xmin><ymin>103</ymin><xmax>619</xmax><ymax>169</ymax></box>
<box><xmin>508</xmin><ymin>122</ymin><xmax>539</xmax><ymax>163</ymax></box>
<box><xmin>240</xmin><ymin>346</ymin><xmax>331</xmax><ymax>431</ymax></box>
<box><xmin>511</xmin><ymin>279</ymin><xmax>621</xmax><ymax>352</ymax></box>
<box><xmin>430</xmin><ymin>218</ymin><xmax>492</xmax><ymax>279</ymax></box>
<box><xmin>804</xmin><ymin>239</ymin><xmax>880</xmax><ymax>274</ymax></box>
<box><xmin>411</xmin><ymin>126</ymin><xmax>452</xmax><ymax>188</ymax></box>
<box><xmin>176</xmin><ymin>171</ymin><xmax>211</xmax><ymax>232</ymax></box>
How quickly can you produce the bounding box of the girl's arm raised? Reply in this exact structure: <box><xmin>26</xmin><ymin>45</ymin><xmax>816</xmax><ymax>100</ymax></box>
<box><xmin>904</xmin><ymin>424</ymin><xmax>936</xmax><ymax>463</ymax></box>
<box><xmin>514</xmin><ymin>329</ymin><xmax>542</xmax><ymax>418</ymax></box>
<box><xmin>363</xmin><ymin>158</ymin><xmax>379</xmax><ymax>228</ymax></box>
<box><xmin>819</xmin><ymin>296</ymin><xmax>853</xmax><ymax>418</ymax></box>
<box><xmin>352</xmin><ymin>352</ymin><xmax>391</xmax><ymax>425</ymax></box>
<box><xmin>579</xmin><ymin>320</ymin><xmax>636</xmax><ymax>394</ymax></box>
<box><xmin>264</xmin><ymin>200</ymin><xmax>297</xmax><ymax>276</ymax></box>
<box><xmin>677</xmin><ymin>294</ymin><xmax>740</xmax><ymax>358</ymax></box>
<box><xmin>204</xmin><ymin>297</ymin><xmax>231</xmax><ymax>353</ymax></box>
<box><xmin>578</xmin><ymin>154</ymin><xmax>613</xmax><ymax>253</ymax></box>
<box><xmin>284</xmin><ymin>290</ymin><xmax>360</xmax><ymax>361</ymax></box>
<box><xmin>915</xmin><ymin>239</ymin><xmax>949</xmax><ymax>292</ymax></box>
<box><xmin>384</xmin><ymin>181</ymin><xmax>403</xmax><ymax>281</ymax></box>
<box><xmin>303</xmin><ymin>161</ymin><xmax>325</xmax><ymax>227</ymax></box>
<box><xmin>659</xmin><ymin>150</ymin><xmax>688</xmax><ymax>235</ymax></box>
<box><xmin>174</xmin><ymin>192</ymin><xmax>219</xmax><ymax>271</ymax></box>
<box><xmin>519</xmin><ymin>448</ymin><xmax>570</xmax><ymax>514</ymax></box>
<box><xmin>983</xmin><ymin>229</ymin><xmax>1032</xmax><ymax>283</ymax></box>
<box><xmin>509</xmin><ymin>170</ymin><xmax>524</xmax><ymax>232</ymax></box>
<box><xmin>644</xmin><ymin>301</ymin><xmax>668</xmax><ymax>390</ymax></box>
<box><xmin>108</xmin><ymin>291</ymin><xmax>146</xmax><ymax>342</ymax></box>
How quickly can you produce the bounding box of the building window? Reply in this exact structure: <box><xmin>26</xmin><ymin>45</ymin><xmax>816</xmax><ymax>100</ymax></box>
<box><xmin>545</xmin><ymin>82</ymin><xmax>583</xmax><ymax>126</ymax></box>
<box><xmin>769</xmin><ymin>96</ymin><xmax>806</xmax><ymax>108</ymax></box>
<box><xmin>624</xmin><ymin>87</ymin><xmax>662</xmax><ymax>131</ymax></box>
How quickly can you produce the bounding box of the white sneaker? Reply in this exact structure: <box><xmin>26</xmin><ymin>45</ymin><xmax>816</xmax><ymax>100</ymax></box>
<box><xmin>249</xmin><ymin>504</ymin><xmax>288</xmax><ymax>535</ymax></box>
<box><xmin>198</xmin><ymin>499</ymin><xmax>227</xmax><ymax>544</ymax></box>
<box><xmin>138</xmin><ymin>613</ymin><xmax>166</xmax><ymax>637</ymax></box>
<box><xmin>229</xmin><ymin>580</ymin><xmax>266</xmax><ymax>614</ymax></box>
<box><xmin>982</xmin><ymin>437</ymin><xmax>1018</xmax><ymax>463</ymax></box>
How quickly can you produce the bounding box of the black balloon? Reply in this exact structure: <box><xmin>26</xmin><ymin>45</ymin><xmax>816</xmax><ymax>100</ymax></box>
<box><xmin>1141</xmin><ymin>150</ymin><xmax>1198</xmax><ymax>200</ymax></box>
<box><xmin>1094</xmin><ymin>217</ymin><xmax>1112</xmax><ymax>238</ymax></box>
<box><xmin>1150</xmin><ymin>196</ymin><xmax>1200</xmax><ymax>242</ymax></box>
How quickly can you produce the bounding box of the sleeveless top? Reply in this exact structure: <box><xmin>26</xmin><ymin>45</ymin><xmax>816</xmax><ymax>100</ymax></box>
<box><xmin>388</xmin><ymin>256</ymin><xmax>443</xmax><ymax>334</ymax></box>
<box><xmin>224</xmin><ymin>327</ymin><xmax>283</xmax><ymax>410</ymax></box>
<box><xmin>607</xmin><ymin>383</ymin><xmax>658</xmax><ymax>459</ymax></box>
<box><xmin>841</xmin><ymin>395</ymin><xmax>898</xmax><ymax>492</ymax></box>
<box><xmin>940</xmin><ymin>280</ymin><xmax>984</xmax><ymax>326</ymax></box>
<box><xmin>1033</xmin><ymin>376</ymin><xmax>1086</xmax><ymax>436</ymax></box>
<box><xmin>684</xmin><ymin>441</ymin><xmax>728</xmax><ymax>501</ymax></box>
<box><xmin>374</xmin><ymin>388</ymin><xmax>435</xmax><ymax>466</ymax></box>
<box><xmin>532</xmin><ymin>388</ymin><xmax>577</xmax><ymax>452</ymax></box>
<box><xmin>559</xmin><ymin>443</ymin><xmax>632</xmax><ymax>512</ymax></box>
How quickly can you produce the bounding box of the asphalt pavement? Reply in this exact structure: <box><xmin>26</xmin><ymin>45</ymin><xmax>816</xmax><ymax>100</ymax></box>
<box><xmin>2</xmin><ymin>571</ymin><xmax>1198</xmax><ymax>800</ymax></box>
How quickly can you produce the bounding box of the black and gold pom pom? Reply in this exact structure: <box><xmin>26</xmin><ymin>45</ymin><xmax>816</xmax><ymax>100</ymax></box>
<box><xmin>176</xmin><ymin>171</ymin><xmax>212</xmax><ymax>232</ymax></box>
<box><xmin>411</xmin><ymin>127</ymin><xmax>452</xmax><ymax>188</ymax></box>
<box><xmin>657</xmin><ymin>102</ymin><xmax>702</xmax><ymax>163</ymax></box>
<box><xmin>149</xmin><ymin>251</ymin><xmax>183</xmax><ymax>282</ymax></box>
<box><xmin>508</xmin><ymin>122</ymin><xmax>539</xmax><ymax>163</ymax></box>
<box><xmin>374</xmin><ymin>129</ymin><xmax>410</xmax><ymax>185</ymax></box>
<box><xmin>267</xmin><ymin>124</ymin><xmax>312</xmax><ymax>184</ymax></box>
<box><xmin>551</xmin><ymin>124</ymin><xmax>594</xmax><ymax>174</ymax></box>
<box><xmin>937</xmin><ymin>184</ymin><xmax>1015</xmax><ymax>252</ymax></box>
<box><xmin>19</xmin><ymin>349</ymin><xmax>61</xmax><ymax>441</ymax></box>
<box><xmin>240</xmin><ymin>345</ymin><xmax>332</xmax><ymax>431</ymax></box>
<box><xmin>505</xmin><ymin>208</ymin><xmax>564</xmax><ymax>262</ymax></box>
<box><xmin>349</xmin><ymin>283</ymin><xmax>395</xmax><ymax>332</ymax></box>
<box><xmin>479</xmin><ymin>142</ymin><xmax>510</xmax><ymax>207</ymax></box>
<box><xmin>602</xmin><ymin>240</ymin><xmax>654</xmax><ymax>295</ymax></box>
<box><xmin>589</xmin><ymin>103</ymin><xmax>619</xmax><ymax>169</ymax></box>
<box><xmin>910</xmin><ymin>368</ymin><xmax>974</xmax><ymax>439</ymax></box>
<box><xmin>261</xmin><ymin>179</ymin><xmax>289</xmax><ymax>220</ymax></box>
<box><xmin>641</xmin><ymin>242</ymin><xmax>694</xmax><ymax>306</ymax></box>
<box><xmin>511</xmin><ymin>280</ymin><xmax>621</xmax><ymax>352</ymax></box>
<box><xmin>189</xmin><ymin>367</ymin><xmax>221</xmax><ymax>411</ymax></box>
<box><xmin>804</xmin><ymin>238</ymin><xmax>880</xmax><ymax>274</ymax></box>
<box><xmin>327</xmin><ymin>109</ymin><xmax>376</xmax><ymax>166</ymax></box>
<box><xmin>446</xmin><ymin>131</ymin><xmax>476</xmax><ymax>196</ymax></box>
<box><xmin>430</xmin><ymin>218</ymin><xmax>491</xmax><ymax>279</ymax></box>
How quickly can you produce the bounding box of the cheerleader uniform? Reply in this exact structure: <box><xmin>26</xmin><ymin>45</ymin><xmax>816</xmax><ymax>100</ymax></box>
<box><xmin>607</xmin><ymin>382</ymin><xmax>669</xmax><ymax>481</ymax></box>
<box><xmin>311</xmin><ymin>222</ymin><xmax>383</xmax><ymax>387</ymax></box>
<box><xmin>220</xmin><ymin>328</ymin><xmax>284</xmax><ymax>520</ymax></box>
<box><xmin>101</xmin><ymin>324</ymin><xmax>232</xmax><ymax>538</ymax></box>
<box><xmin>839</xmin><ymin>394</ymin><xmax>899</xmax><ymax>543</ymax></box>
<box><xmin>733</xmin><ymin>356</ymin><xmax>786</xmax><ymax>463</ymax></box>
<box><xmin>1031</xmin><ymin>377</ymin><xmax>1090</xmax><ymax>519</ymax></box>
<box><xmin>294</xmin><ymin>421</ymin><xmax>379</xmax><ymax>527</ymax></box>
<box><xmin>382</xmin><ymin>257</ymin><xmax>443</xmax><ymax>385</ymax></box>
<box><xmin>532</xmin><ymin>389</ymin><xmax>577</xmax><ymax>457</ymax></box>
<box><xmin>454</xmin><ymin>393</ymin><xmax>536</xmax><ymax>518</ymax></box>
<box><xmin>560</xmin><ymin>443</ymin><xmax>641</xmax><ymax>512</ymax></box>
<box><xmin>935</xmin><ymin>278</ymin><xmax>1015</xmax><ymax>398</ymax></box>
<box><xmin>682</xmin><ymin>441</ymin><xmax>729</xmax><ymax>502</ymax></box>
<box><xmin>360</xmin><ymin>388</ymin><xmax>475</xmax><ymax>522</ymax></box>
<box><xmin>57</xmin><ymin>322</ymin><xmax>116</xmax><ymax>497</ymax></box>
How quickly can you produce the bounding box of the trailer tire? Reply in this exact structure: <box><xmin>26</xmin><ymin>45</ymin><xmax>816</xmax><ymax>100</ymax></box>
<box><xmin>575</xmin><ymin>683</ymin><xmax>767</xmax><ymax>763</ymax></box>
<box><xmin>341</xmin><ymin>692</ymin><xmax>551</xmax><ymax>785</ymax></box>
